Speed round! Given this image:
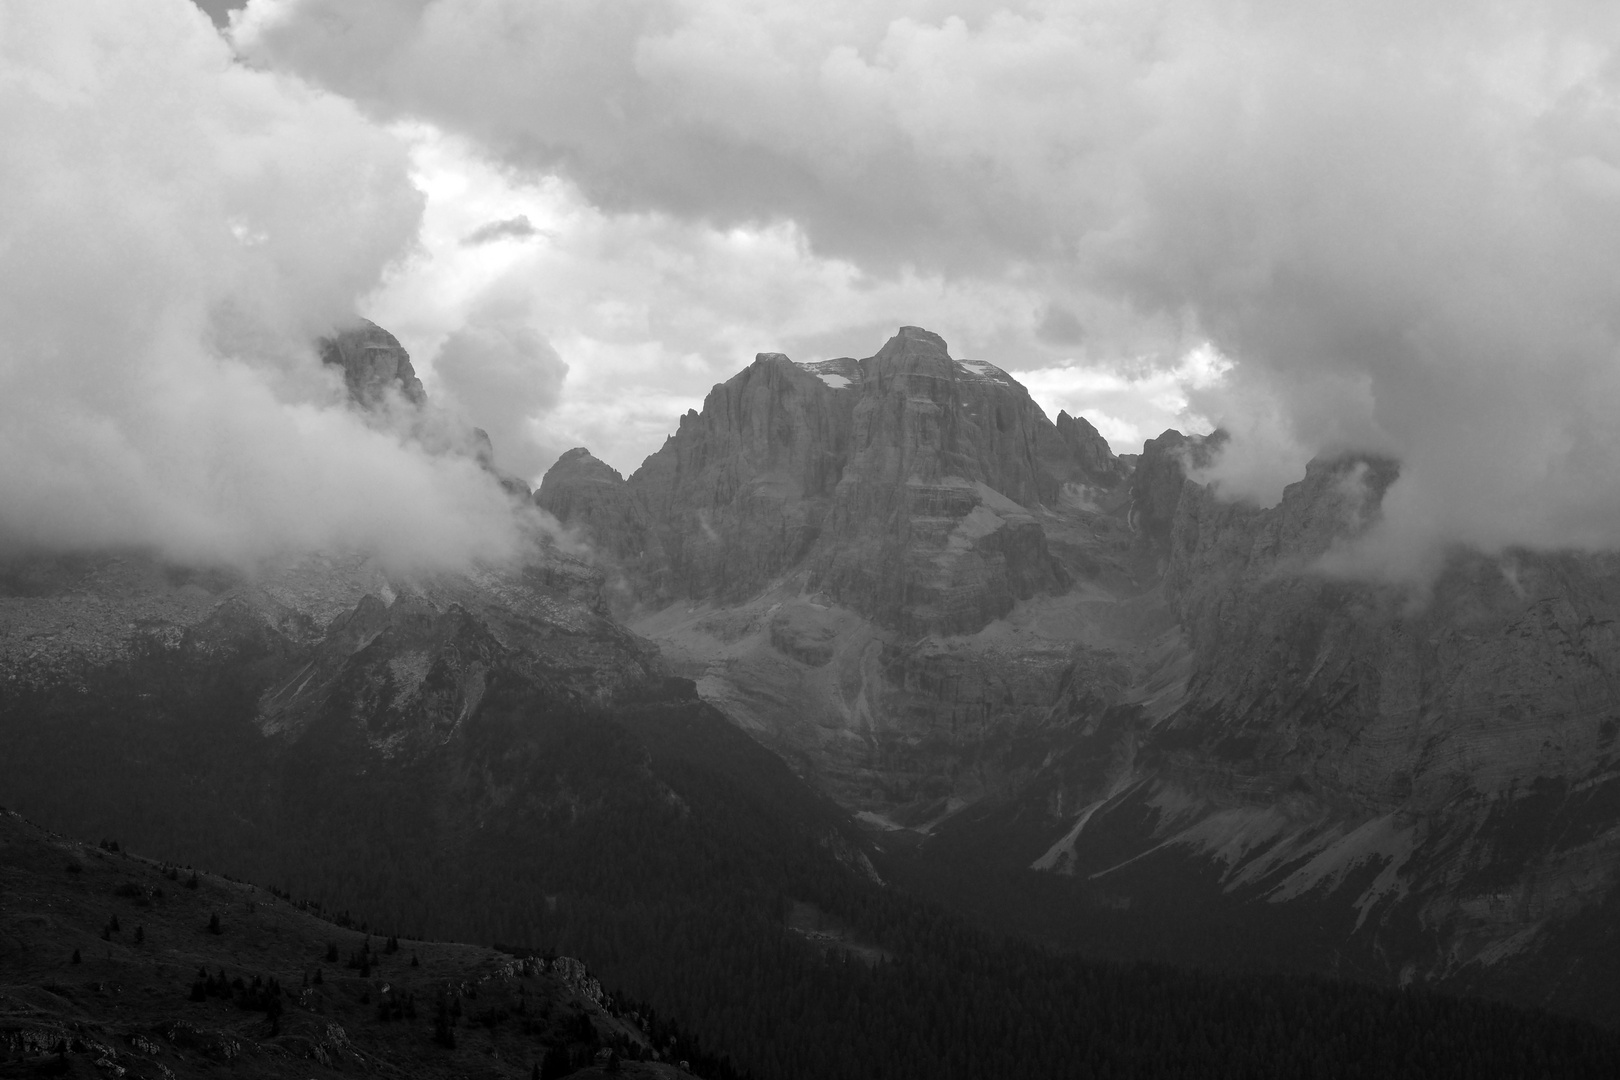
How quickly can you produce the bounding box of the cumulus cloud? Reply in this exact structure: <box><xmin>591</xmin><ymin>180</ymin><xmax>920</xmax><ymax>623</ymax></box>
<box><xmin>1012</xmin><ymin>343</ymin><xmax>1227</xmax><ymax>456</ymax></box>
<box><xmin>363</xmin><ymin>125</ymin><xmax>1058</xmax><ymax>476</ymax></box>
<box><xmin>234</xmin><ymin>0</ymin><xmax>1620</xmax><ymax>572</ymax></box>
<box><xmin>431</xmin><ymin>295</ymin><xmax>569</xmax><ymax>482</ymax></box>
<box><xmin>0</xmin><ymin>0</ymin><xmax>521</xmax><ymax>569</ymax></box>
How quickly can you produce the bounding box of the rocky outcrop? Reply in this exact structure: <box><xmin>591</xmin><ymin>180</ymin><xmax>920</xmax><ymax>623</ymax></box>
<box><xmin>1053</xmin><ymin>410</ymin><xmax>1127</xmax><ymax>488</ymax></box>
<box><xmin>543</xmin><ymin>327</ymin><xmax>1128</xmax><ymax>635</ymax></box>
<box><xmin>318</xmin><ymin>320</ymin><xmax>534</xmax><ymax>499</ymax></box>
<box><xmin>813</xmin><ymin>327</ymin><xmax>1072</xmax><ymax>634</ymax></box>
<box><xmin>1129</xmin><ymin>429</ymin><xmax>1194</xmax><ymax>550</ymax></box>
<box><xmin>629</xmin><ymin>352</ymin><xmax>853</xmax><ymax>604</ymax></box>
<box><xmin>535</xmin><ymin>447</ymin><xmax>667</xmax><ymax>602</ymax></box>
<box><xmin>318</xmin><ymin>319</ymin><xmax>426</xmax><ymax>408</ymax></box>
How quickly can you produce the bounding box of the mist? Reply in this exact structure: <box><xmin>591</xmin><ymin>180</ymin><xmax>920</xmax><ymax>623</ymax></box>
<box><xmin>234</xmin><ymin>0</ymin><xmax>1620</xmax><ymax>577</ymax></box>
<box><xmin>0</xmin><ymin>0</ymin><xmax>523</xmax><ymax>570</ymax></box>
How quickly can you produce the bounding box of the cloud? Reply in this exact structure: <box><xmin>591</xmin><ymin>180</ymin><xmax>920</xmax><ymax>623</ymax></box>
<box><xmin>431</xmin><ymin>295</ymin><xmax>569</xmax><ymax>482</ymax></box>
<box><xmin>362</xmin><ymin>125</ymin><xmax>1063</xmax><ymax>476</ymax></box>
<box><xmin>461</xmin><ymin>214</ymin><xmax>540</xmax><ymax>246</ymax></box>
<box><xmin>1034</xmin><ymin>303</ymin><xmax>1085</xmax><ymax>347</ymax></box>
<box><xmin>233</xmin><ymin>0</ymin><xmax>1620</xmax><ymax>573</ymax></box>
<box><xmin>0</xmin><ymin>0</ymin><xmax>521</xmax><ymax>569</ymax></box>
<box><xmin>1012</xmin><ymin>343</ymin><xmax>1227</xmax><ymax>456</ymax></box>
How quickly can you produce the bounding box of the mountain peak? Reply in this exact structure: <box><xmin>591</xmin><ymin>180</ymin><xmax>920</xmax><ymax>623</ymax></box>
<box><xmin>318</xmin><ymin>318</ymin><xmax>426</xmax><ymax>408</ymax></box>
<box><xmin>872</xmin><ymin>325</ymin><xmax>950</xmax><ymax>362</ymax></box>
<box><xmin>548</xmin><ymin>446</ymin><xmax>624</xmax><ymax>482</ymax></box>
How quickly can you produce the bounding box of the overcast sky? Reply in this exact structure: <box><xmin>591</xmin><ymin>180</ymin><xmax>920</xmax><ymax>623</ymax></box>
<box><xmin>219</xmin><ymin>0</ymin><xmax>1252</xmax><ymax>475</ymax></box>
<box><xmin>7</xmin><ymin>0</ymin><xmax>1620</xmax><ymax>577</ymax></box>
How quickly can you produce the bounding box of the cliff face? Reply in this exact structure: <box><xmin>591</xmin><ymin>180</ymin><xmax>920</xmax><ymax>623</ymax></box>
<box><xmin>540</xmin><ymin>327</ymin><xmax>1149</xmax><ymax>828</ymax></box>
<box><xmin>1053</xmin><ymin>410</ymin><xmax>1128</xmax><ymax>489</ymax></box>
<box><xmin>544</xmin><ymin>327</ymin><xmax>1123</xmax><ymax>636</ymax></box>
<box><xmin>628</xmin><ymin>352</ymin><xmax>854</xmax><ymax>605</ymax></box>
<box><xmin>535</xmin><ymin>447</ymin><xmax>667</xmax><ymax>602</ymax></box>
<box><xmin>813</xmin><ymin>327</ymin><xmax>1070</xmax><ymax>634</ymax></box>
<box><xmin>318</xmin><ymin>319</ymin><xmax>426</xmax><ymax>408</ymax></box>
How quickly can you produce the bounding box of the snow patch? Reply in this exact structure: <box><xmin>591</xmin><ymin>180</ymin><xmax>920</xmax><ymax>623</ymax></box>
<box><xmin>1031</xmin><ymin>798</ymin><xmax>1108</xmax><ymax>873</ymax></box>
<box><xmin>814</xmin><ymin>372</ymin><xmax>851</xmax><ymax>389</ymax></box>
<box><xmin>956</xmin><ymin>359</ymin><xmax>1010</xmax><ymax>382</ymax></box>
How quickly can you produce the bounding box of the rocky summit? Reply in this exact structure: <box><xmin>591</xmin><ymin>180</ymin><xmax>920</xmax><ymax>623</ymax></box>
<box><xmin>540</xmin><ymin>326</ymin><xmax>1128</xmax><ymax>634</ymax></box>
<box><xmin>541</xmin><ymin>325</ymin><xmax>1620</xmax><ymax>1023</ymax></box>
<box><xmin>319</xmin><ymin>319</ymin><xmax>427</xmax><ymax>410</ymax></box>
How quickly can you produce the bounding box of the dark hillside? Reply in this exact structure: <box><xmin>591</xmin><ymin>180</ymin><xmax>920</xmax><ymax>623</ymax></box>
<box><xmin>0</xmin><ymin>809</ymin><xmax>695</xmax><ymax>1079</ymax></box>
<box><xmin>6</xmin><ymin>627</ymin><xmax>1620</xmax><ymax>1078</ymax></box>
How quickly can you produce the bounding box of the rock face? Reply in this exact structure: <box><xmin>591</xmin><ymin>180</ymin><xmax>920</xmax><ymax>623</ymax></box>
<box><xmin>1053</xmin><ymin>410</ymin><xmax>1128</xmax><ymax>489</ymax></box>
<box><xmin>625</xmin><ymin>352</ymin><xmax>853</xmax><ymax>606</ymax></box>
<box><xmin>542</xmin><ymin>327</ymin><xmax>1125</xmax><ymax>635</ymax></box>
<box><xmin>543</xmin><ymin>325</ymin><xmax>1149</xmax><ymax>824</ymax></box>
<box><xmin>536</xmin><ymin>447</ymin><xmax>666</xmax><ymax>597</ymax></box>
<box><xmin>813</xmin><ymin>327</ymin><xmax>1071</xmax><ymax>634</ymax></box>
<box><xmin>318</xmin><ymin>319</ymin><xmax>427</xmax><ymax>408</ymax></box>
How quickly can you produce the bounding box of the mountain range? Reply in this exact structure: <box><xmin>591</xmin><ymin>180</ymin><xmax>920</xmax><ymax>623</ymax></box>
<box><xmin>4</xmin><ymin>320</ymin><xmax>1620</xmax><ymax>1076</ymax></box>
<box><xmin>538</xmin><ymin>324</ymin><xmax>1620</xmax><ymax>1021</ymax></box>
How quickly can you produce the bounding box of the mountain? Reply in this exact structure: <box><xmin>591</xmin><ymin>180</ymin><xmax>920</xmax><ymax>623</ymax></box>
<box><xmin>541</xmin><ymin>326</ymin><xmax>1620</xmax><ymax>1023</ymax></box>
<box><xmin>318</xmin><ymin>319</ymin><xmax>428</xmax><ymax>409</ymax></box>
<box><xmin>545</xmin><ymin>326</ymin><xmax>1128</xmax><ymax>631</ymax></box>
<box><xmin>28</xmin><ymin>321</ymin><xmax>1620</xmax><ymax>1078</ymax></box>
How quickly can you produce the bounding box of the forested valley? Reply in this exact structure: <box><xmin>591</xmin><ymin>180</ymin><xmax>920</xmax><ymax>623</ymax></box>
<box><xmin>4</xmin><ymin>637</ymin><xmax>1620</xmax><ymax>1079</ymax></box>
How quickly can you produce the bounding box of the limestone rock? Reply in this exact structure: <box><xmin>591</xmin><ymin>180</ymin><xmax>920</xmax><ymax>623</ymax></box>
<box><xmin>814</xmin><ymin>327</ymin><xmax>1072</xmax><ymax>633</ymax></box>
<box><xmin>318</xmin><ymin>319</ymin><xmax>426</xmax><ymax>409</ymax></box>
<box><xmin>629</xmin><ymin>352</ymin><xmax>852</xmax><ymax>604</ymax></box>
<box><xmin>535</xmin><ymin>447</ymin><xmax>667</xmax><ymax>600</ymax></box>
<box><xmin>1053</xmin><ymin>410</ymin><xmax>1128</xmax><ymax>488</ymax></box>
<box><xmin>542</xmin><ymin>327</ymin><xmax>1124</xmax><ymax>636</ymax></box>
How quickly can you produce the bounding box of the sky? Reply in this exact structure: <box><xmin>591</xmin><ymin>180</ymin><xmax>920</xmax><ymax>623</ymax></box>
<box><xmin>6</xmin><ymin>0</ymin><xmax>1620</xmax><ymax>577</ymax></box>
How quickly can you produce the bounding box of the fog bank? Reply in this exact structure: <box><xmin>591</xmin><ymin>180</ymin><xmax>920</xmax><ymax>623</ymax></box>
<box><xmin>0</xmin><ymin>0</ymin><xmax>522</xmax><ymax>569</ymax></box>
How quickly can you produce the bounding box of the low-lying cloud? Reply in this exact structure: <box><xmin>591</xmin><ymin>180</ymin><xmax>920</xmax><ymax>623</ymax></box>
<box><xmin>431</xmin><ymin>293</ymin><xmax>570</xmax><ymax>481</ymax></box>
<box><xmin>0</xmin><ymin>0</ymin><xmax>521</xmax><ymax>569</ymax></box>
<box><xmin>234</xmin><ymin>0</ymin><xmax>1620</xmax><ymax>576</ymax></box>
